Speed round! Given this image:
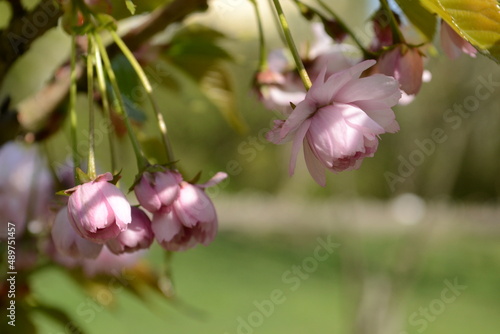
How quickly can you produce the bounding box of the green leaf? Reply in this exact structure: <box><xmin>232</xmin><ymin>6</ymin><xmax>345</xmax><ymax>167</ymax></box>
<box><xmin>159</xmin><ymin>59</ymin><xmax>247</xmax><ymax>133</ymax></box>
<box><xmin>110</xmin><ymin>54</ymin><xmax>147</xmax><ymax>123</ymax></box>
<box><xmin>165</xmin><ymin>24</ymin><xmax>232</xmax><ymax>80</ymax></box>
<box><xmin>125</xmin><ymin>0</ymin><xmax>137</xmax><ymax>14</ymax></box>
<box><xmin>394</xmin><ymin>0</ymin><xmax>437</xmax><ymax>41</ymax></box>
<box><xmin>200</xmin><ymin>66</ymin><xmax>248</xmax><ymax>134</ymax></box>
<box><xmin>421</xmin><ymin>0</ymin><xmax>500</xmax><ymax>62</ymax></box>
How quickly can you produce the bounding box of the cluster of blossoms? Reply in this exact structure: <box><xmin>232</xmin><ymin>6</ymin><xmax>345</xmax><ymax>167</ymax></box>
<box><xmin>0</xmin><ymin>138</ymin><xmax>227</xmax><ymax>270</ymax></box>
<box><xmin>256</xmin><ymin>16</ymin><xmax>477</xmax><ymax>186</ymax></box>
<box><xmin>51</xmin><ymin>169</ymin><xmax>227</xmax><ymax>262</ymax></box>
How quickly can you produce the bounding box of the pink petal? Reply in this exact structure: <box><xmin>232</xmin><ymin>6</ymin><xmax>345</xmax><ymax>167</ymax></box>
<box><xmin>152</xmin><ymin>211</ymin><xmax>182</xmax><ymax>243</ymax></box>
<box><xmin>336</xmin><ymin>74</ymin><xmax>401</xmax><ymax>107</ymax></box>
<box><xmin>303</xmin><ymin>139</ymin><xmax>326</xmax><ymax>186</ymax></box>
<box><xmin>199</xmin><ymin>172</ymin><xmax>228</xmax><ymax>189</ymax></box>
<box><xmin>279</xmin><ymin>98</ymin><xmax>316</xmax><ymax>140</ymax></box>
<box><xmin>134</xmin><ymin>175</ymin><xmax>162</xmax><ymax>212</ymax></box>
<box><xmin>353</xmin><ymin>100</ymin><xmax>400</xmax><ymax>133</ymax></box>
<box><xmin>101</xmin><ymin>183</ymin><xmax>131</xmax><ymax>230</ymax></box>
<box><xmin>340</xmin><ymin>104</ymin><xmax>386</xmax><ymax>137</ymax></box>
<box><xmin>289</xmin><ymin>118</ymin><xmax>311</xmax><ymax>176</ymax></box>
<box><xmin>155</xmin><ymin>171</ymin><xmax>181</xmax><ymax>207</ymax></box>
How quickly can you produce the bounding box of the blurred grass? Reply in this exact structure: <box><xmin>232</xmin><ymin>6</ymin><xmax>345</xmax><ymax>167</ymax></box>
<box><xmin>29</xmin><ymin>229</ymin><xmax>500</xmax><ymax>334</ymax></box>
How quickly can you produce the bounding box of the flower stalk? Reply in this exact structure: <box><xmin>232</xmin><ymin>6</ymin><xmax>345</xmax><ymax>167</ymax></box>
<box><xmin>109</xmin><ymin>30</ymin><xmax>175</xmax><ymax>166</ymax></box>
<box><xmin>69</xmin><ymin>34</ymin><xmax>80</xmax><ymax>184</ymax></box>
<box><xmin>94</xmin><ymin>33</ymin><xmax>148</xmax><ymax>171</ymax></box>
<box><xmin>93</xmin><ymin>34</ymin><xmax>117</xmax><ymax>173</ymax></box>
<box><xmin>379</xmin><ymin>0</ymin><xmax>406</xmax><ymax>44</ymax></box>
<box><xmin>86</xmin><ymin>37</ymin><xmax>97</xmax><ymax>180</ymax></box>
<box><xmin>271</xmin><ymin>0</ymin><xmax>312</xmax><ymax>90</ymax></box>
<box><xmin>250</xmin><ymin>0</ymin><xmax>268</xmax><ymax>72</ymax></box>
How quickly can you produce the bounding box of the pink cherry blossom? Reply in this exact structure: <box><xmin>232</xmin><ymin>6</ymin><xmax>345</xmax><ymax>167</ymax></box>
<box><xmin>376</xmin><ymin>45</ymin><xmax>424</xmax><ymax>95</ymax></box>
<box><xmin>267</xmin><ymin>60</ymin><xmax>401</xmax><ymax>186</ymax></box>
<box><xmin>0</xmin><ymin>141</ymin><xmax>53</xmax><ymax>239</ymax></box>
<box><xmin>67</xmin><ymin>173</ymin><xmax>131</xmax><ymax>243</ymax></box>
<box><xmin>106</xmin><ymin>207</ymin><xmax>154</xmax><ymax>254</ymax></box>
<box><xmin>152</xmin><ymin>172</ymin><xmax>227</xmax><ymax>251</ymax></box>
<box><xmin>440</xmin><ymin>21</ymin><xmax>477</xmax><ymax>59</ymax></box>
<box><xmin>134</xmin><ymin>169</ymin><xmax>183</xmax><ymax>213</ymax></box>
<box><xmin>51</xmin><ymin>207</ymin><xmax>103</xmax><ymax>259</ymax></box>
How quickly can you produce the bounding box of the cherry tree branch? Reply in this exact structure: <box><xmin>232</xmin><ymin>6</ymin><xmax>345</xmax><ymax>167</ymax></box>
<box><xmin>0</xmin><ymin>0</ymin><xmax>208</xmax><ymax>145</ymax></box>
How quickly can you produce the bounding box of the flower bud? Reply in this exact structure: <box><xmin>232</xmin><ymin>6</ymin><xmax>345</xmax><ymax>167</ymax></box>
<box><xmin>376</xmin><ymin>45</ymin><xmax>424</xmax><ymax>95</ymax></box>
<box><xmin>51</xmin><ymin>207</ymin><xmax>103</xmax><ymax>259</ymax></box>
<box><xmin>67</xmin><ymin>173</ymin><xmax>131</xmax><ymax>243</ymax></box>
<box><xmin>152</xmin><ymin>173</ymin><xmax>227</xmax><ymax>251</ymax></box>
<box><xmin>134</xmin><ymin>170</ymin><xmax>183</xmax><ymax>213</ymax></box>
<box><xmin>106</xmin><ymin>207</ymin><xmax>154</xmax><ymax>254</ymax></box>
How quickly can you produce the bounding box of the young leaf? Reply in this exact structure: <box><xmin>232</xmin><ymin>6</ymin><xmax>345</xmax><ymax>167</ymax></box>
<box><xmin>394</xmin><ymin>0</ymin><xmax>437</xmax><ymax>41</ymax></box>
<box><xmin>125</xmin><ymin>0</ymin><xmax>136</xmax><ymax>15</ymax></box>
<box><xmin>421</xmin><ymin>0</ymin><xmax>500</xmax><ymax>62</ymax></box>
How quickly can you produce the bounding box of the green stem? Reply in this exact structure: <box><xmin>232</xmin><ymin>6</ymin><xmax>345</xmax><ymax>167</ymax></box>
<box><xmin>271</xmin><ymin>0</ymin><xmax>312</xmax><ymax>90</ymax></box>
<box><xmin>69</xmin><ymin>34</ymin><xmax>79</xmax><ymax>185</ymax></box>
<box><xmin>109</xmin><ymin>29</ymin><xmax>175</xmax><ymax>166</ymax></box>
<box><xmin>379</xmin><ymin>0</ymin><xmax>405</xmax><ymax>44</ymax></box>
<box><xmin>94</xmin><ymin>34</ymin><xmax>148</xmax><ymax>171</ymax></box>
<box><xmin>87</xmin><ymin>37</ymin><xmax>97</xmax><ymax>180</ymax></box>
<box><xmin>92</xmin><ymin>34</ymin><xmax>117</xmax><ymax>173</ymax></box>
<box><xmin>311</xmin><ymin>0</ymin><xmax>373</xmax><ymax>58</ymax></box>
<box><xmin>250</xmin><ymin>0</ymin><xmax>267</xmax><ymax>72</ymax></box>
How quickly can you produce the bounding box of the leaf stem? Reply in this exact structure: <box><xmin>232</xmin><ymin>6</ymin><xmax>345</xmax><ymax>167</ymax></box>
<box><xmin>109</xmin><ymin>30</ymin><xmax>176</xmax><ymax>166</ymax></box>
<box><xmin>250</xmin><ymin>0</ymin><xmax>267</xmax><ymax>72</ymax></box>
<box><xmin>86</xmin><ymin>37</ymin><xmax>97</xmax><ymax>180</ymax></box>
<box><xmin>94</xmin><ymin>34</ymin><xmax>148</xmax><ymax>171</ymax></box>
<box><xmin>69</xmin><ymin>34</ymin><xmax>79</xmax><ymax>185</ymax></box>
<box><xmin>271</xmin><ymin>0</ymin><xmax>312</xmax><ymax>90</ymax></box>
<box><xmin>92</xmin><ymin>34</ymin><xmax>117</xmax><ymax>173</ymax></box>
<box><xmin>379</xmin><ymin>0</ymin><xmax>405</xmax><ymax>44</ymax></box>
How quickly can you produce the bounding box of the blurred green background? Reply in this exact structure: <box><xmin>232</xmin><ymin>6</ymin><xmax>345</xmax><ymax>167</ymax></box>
<box><xmin>1</xmin><ymin>0</ymin><xmax>500</xmax><ymax>333</ymax></box>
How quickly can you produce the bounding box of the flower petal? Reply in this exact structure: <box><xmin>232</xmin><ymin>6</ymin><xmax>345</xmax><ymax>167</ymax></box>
<box><xmin>303</xmin><ymin>139</ymin><xmax>326</xmax><ymax>186</ymax></box>
<box><xmin>199</xmin><ymin>172</ymin><xmax>228</xmax><ymax>189</ymax></box>
<box><xmin>336</xmin><ymin>74</ymin><xmax>401</xmax><ymax>107</ymax></box>
<box><xmin>152</xmin><ymin>211</ymin><xmax>182</xmax><ymax>243</ymax></box>
<box><xmin>289</xmin><ymin>118</ymin><xmax>311</xmax><ymax>176</ymax></box>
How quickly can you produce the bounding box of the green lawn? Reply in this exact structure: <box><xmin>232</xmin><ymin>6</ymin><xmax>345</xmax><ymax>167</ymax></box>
<box><xmin>28</xmin><ymin>231</ymin><xmax>500</xmax><ymax>334</ymax></box>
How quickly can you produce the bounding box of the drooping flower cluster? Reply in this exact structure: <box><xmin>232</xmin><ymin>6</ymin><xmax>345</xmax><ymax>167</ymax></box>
<box><xmin>50</xmin><ymin>168</ymin><xmax>227</xmax><ymax>263</ymax></box>
<box><xmin>267</xmin><ymin>60</ymin><xmax>401</xmax><ymax>186</ymax></box>
<box><xmin>135</xmin><ymin>170</ymin><xmax>227</xmax><ymax>251</ymax></box>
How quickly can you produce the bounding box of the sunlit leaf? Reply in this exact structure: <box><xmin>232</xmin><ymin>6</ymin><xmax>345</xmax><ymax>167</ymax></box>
<box><xmin>394</xmin><ymin>0</ymin><xmax>437</xmax><ymax>41</ymax></box>
<box><xmin>159</xmin><ymin>60</ymin><xmax>247</xmax><ymax>133</ymax></box>
<box><xmin>421</xmin><ymin>0</ymin><xmax>500</xmax><ymax>62</ymax></box>
<box><xmin>125</xmin><ymin>0</ymin><xmax>136</xmax><ymax>14</ymax></box>
<box><xmin>165</xmin><ymin>24</ymin><xmax>232</xmax><ymax>80</ymax></box>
